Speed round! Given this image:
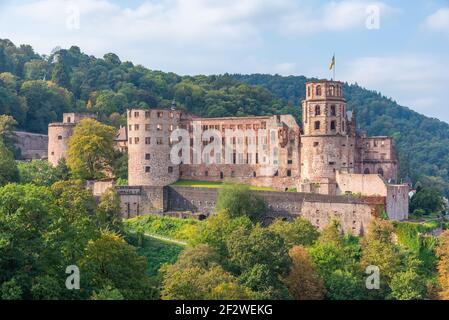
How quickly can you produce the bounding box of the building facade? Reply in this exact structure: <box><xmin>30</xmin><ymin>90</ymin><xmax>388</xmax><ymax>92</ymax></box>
<box><xmin>47</xmin><ymin>79</ymin><xmax>409</xmax><ymax>228</ymax></box>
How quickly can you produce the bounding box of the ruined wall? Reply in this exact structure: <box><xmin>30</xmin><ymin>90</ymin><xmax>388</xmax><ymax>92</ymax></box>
<box><xmin>335</xmin><ymin>171</ymin><xmax>409</xmax><ymax>220</ymax></box>
<box><xmin>14</xmin><ymin>131</ymin><xmax>48</xmax><ymax>160</ymax></box>
<box><xmin>117</xmin><ymin>185</ymin><xmax>385</xmax><ymax>235</ymax></box>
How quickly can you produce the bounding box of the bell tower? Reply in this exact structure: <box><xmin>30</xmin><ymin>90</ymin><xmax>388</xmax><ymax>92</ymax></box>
<box><xmin>299</xmin><ymin>80</ymin><xmax>355</xmax><ymax>194</ymax></box>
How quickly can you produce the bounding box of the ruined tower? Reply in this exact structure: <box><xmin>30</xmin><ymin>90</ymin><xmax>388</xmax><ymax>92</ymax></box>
<box><xmin>127</xmin><ymin>109</ymin><xmax>181</xmax><ymax>186</ymax></box>
<box><xmin>299</xmin><ymin>80</ymin><xmax>355</xmax><ymax>194</ymax></box>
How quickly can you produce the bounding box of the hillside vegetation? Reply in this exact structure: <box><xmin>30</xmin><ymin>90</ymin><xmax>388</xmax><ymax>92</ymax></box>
<box><xmin>1</xmin><ymin>39</ymin><xmax>449</xmax><ymax>194</ymax></box>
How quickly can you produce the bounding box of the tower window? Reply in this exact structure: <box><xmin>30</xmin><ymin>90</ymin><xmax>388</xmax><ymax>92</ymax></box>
<box><xmin>134</xmin><ymin>124</ymin><xmax>139</xmax><ymax>131</ymax></box>
<box><xmin>314</xmin><ymin>121</ymin><xmax>321</xmax><ymax>130</ymax></box>
<box><xmin>308</xmin><ymin>86</ymin><xmax>311</xmax><ymax>97</ymax></box>
<box><xmin>145</xmin><ymin>153</ymin><xmax>151</xmax><ymax>160</ymax></box>
<box><xmin>145</xmin><ymin>166</ymin><xmax>151</xmax><ymax>173</ymax></box>
<box><xmin>329</xmin><ymin>85</ymin><xmax>335</xmax><ymax>96</ymax></box>
<box><xmin>330</xmin><ymin>120</ymin><xmax>336</xmax><ymax>130</ymax></box>
<box><xmin>58</xmin><ymin>135</ymin><xmax>62</xmax><ymax>140</ymax></box>
<box><xmin>315</xmin><ymin>105</ymin><xmax>321</xmax><ymax>115</ymax></box>
<box><xmin>378</xmin><ymin>168</ymin><xmax>384</xmax><ymax>176</ymax></box>
<box><xmin>316</xmin><ymin>85</ymin><xmax>322</xmax><ymax>96</ymax></box>
<box><xmin>330</xmin><ymin>105</ymin><xmax>336</xmax><ymax>116</ymax></box>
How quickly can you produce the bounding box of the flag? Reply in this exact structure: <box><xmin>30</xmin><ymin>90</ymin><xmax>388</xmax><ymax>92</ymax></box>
<box><xmin>329</xmin><ymin>55</ymin><xmax>335</xmax><ymax>70</ymax></box>
<box><xmin>329</xmin><ymin>54</ymin><xmax>335</xmax><ymax>70</ymax></box>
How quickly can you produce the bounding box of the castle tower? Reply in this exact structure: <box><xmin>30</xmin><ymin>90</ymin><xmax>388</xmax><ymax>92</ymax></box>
<box><xmin>299</xmin><ymin>80</ymin><xmax>355</xmax><ymax>194</ymax></box>
<box><xmin>127</xmin><ymin>109</ymin><xmax>181</xmax><ymax>186</ymax></box>
<box><xmin>48</xmin><ymin>113</ymin><xmax>96</xmax><ymax>166</ymax></box>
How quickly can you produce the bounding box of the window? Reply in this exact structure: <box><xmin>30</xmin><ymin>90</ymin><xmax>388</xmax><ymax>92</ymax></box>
<box><xmin>205</xmin><ymin>171</ymin><xmax>208</xmax><ymax>177</ymax></box>
<box><xmin>316</xmin><ymin>85</ymin><xmax>322</xmax><ymax>96</ymax></box>
<box><xmin>308</xmin><ymin>86</ymin><xmax>311</xmax><ymax>97</ymax></box>
<box><xmin>134</xmin><ymin>111</ymin><xmax>139</xmax><ymax>117</ymax></box>
<box><xmin>157</xmin><ymin>111</ymin><xmax>163</xmax><ymax>118</ymax></box>
<box><xmin>313</xmin><ymin>142</ymin><xmax>319</xmax><ymax>147</ymax></box>
<box><xmin>314</xmin><ymin>121</ymin><xmax>320</xmax><ymax>130</ymax></box>
<box><xmin>67</xmin><ymin>117</ymin><xmax>71</xmax><ymax>123</ymax></box>
<box><xmin>134</xmin><ymin>124</ymin><xmax>139</xmax><ymax>131</ymax></box>
<box><xmin>220</xmin><ymin>172</ymin><xmax>224</xmax><ymax>179</ymax></box>
<box><xmin>145</xmin><ymin>166</ymin><xmax>151</xmax><ymax>173</ymax></box>
<box><xmin>134</xmin><ymin>137</ymin><xmax>139</xmax><ymax>144</ymax></box>
<box><xmin>170</xmin><ymin>112</ymin><xmax>174</xmax><ymax>118</ymax></box>
<box><xmin>51</xmin><ymin>151</ymin><xmax>54</xmax><ymax>155</ymax></box>
<box><xmin>364</xmin><ymin>168</ymin><xmax>370</xmax><ymax>174</ymax></box>
<box><xmin>377</xmin><ymin>168</ymin><xmax>384</xmax><ymax>176</ymax></box>
<box><xmin>329</xmin><ymin>162</ymin><xmax>336</xmax><ymax>165</ymax></box>
<box><xmin>329</xmin><ymin>85</ymin><xmax>335</xmax><ymax>96</ymax></box>
<box><xmin>342</xmin><ymin>121</ymin><xmax>345</xmax><ymax>132</ymax></box>
<box><xmin>315</xmin><ymin>105</ymin><xmax>321</xmax><ymax>115</ymax></box>
<box><xmin>58</xmin><ymin>135</ymin><xmax>62</xmax><ymax>140</ymax></box>
<box><xmin>145</xmin><ymin>111</ymin><xmax>150</xmax><ymax>118</ymax></box>
<box><xmin>157</xmin><ymin>124</ymin><xmax>162</xmax><ymax>131</ymax></box>
<box><xmin>330</xmin><ymin>105</ymin><xmax>336</xmax><ymax>116</ymax></box>
<box><xmin>253</xmin><ymin>171</ymin><xmax>257</xmax><ymax>177</ymax></box>
<box><xmin>287</xmin><ymin>170</ymin><xmax>292</xmax><ymax>177</ymax></box>
<box><xmin>168</xmin><ymin>167</ymin><xmax>173</xmax><ymax>174</ymax></box>
<box><xmin>129</xmin><ymin>125</ymin><xmax>132</xmax><ymax>131</ymax></box>
<box><xmin>287</xmin><ymin>160</ymin><xmax>293</xmax><ymax>165</ymax></box>
<box><xmin>145</xmin><ymin>153</ymin><xmax>151</xmax><ymax>160</ymax></box>
<box><xmin>169</xmin><ymin>124</ymin><xmax>174</xmax><ymax>132</ymax></box>
<box><xmin>145</xmin><ymin>124</ymin><xmax>151</xmax><ymax>131</ymax></box>
<box><xmin>157</xmin><ymin>138</ymin><xmax>163</xmax><ymax>145</ymax></box>
<box><xmin>145</xmin><ymin>137</ymin><xmax>151</xmax><ymax>145</ymax></box>
<box><xmin>330</xmin><ymin>121</ymin><xmax>336</xmax><ymax>130</ymax></box>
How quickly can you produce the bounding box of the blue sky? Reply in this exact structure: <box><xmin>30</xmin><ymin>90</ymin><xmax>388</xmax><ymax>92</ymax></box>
<box><xmin>1</xmin><ymin>0</ymin><xmax>449</xmax><ymax>121</ymax></box>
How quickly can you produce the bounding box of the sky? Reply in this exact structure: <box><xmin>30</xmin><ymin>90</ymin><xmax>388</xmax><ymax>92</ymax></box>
<box><xmin>1</xmin><ymin>0</ymin><xmax>449</xmax><ymax>122</ymax></box>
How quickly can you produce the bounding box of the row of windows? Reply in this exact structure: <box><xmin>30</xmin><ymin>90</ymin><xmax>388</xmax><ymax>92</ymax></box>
<box><xmin>307</xmin><ymin>85</ymin><xmax>342</xmax><ymax>97</ymax></box>
<box><xmin>197</xmin><ymin>122</ymin><xmax>267</xmax><ymax>131</ymax></box>
<box><xmin>364</xmin><ymin>168</ymin><xmax>384</xmax><ymax>176</ymax></box>
<box><xmin>144</xmin><ymin>166</ymin><xmax>175</xmax><ymax>174</ymax></box>
<box><xmin>129</xmin><ymin>110</ymin><xmax>178</xmax><ymax>119</ymax></box>
<box><xmin>313</xmin><ymin>120</ymin><xmax>345</xmax><ymax>131</ymax></box>
<box><xmin>129</xmin><ymin>124</ymin><xmax>175</xmax><ymax>132</ymax></box>
<box><xmin>129</xmin><ymin>137</ymin><xmax>168</xmax><ymax>145</ymax></box>
<box><xmin>180</xmin><ymin>169</ymin><xmax>293</xmax><ymax>179</ymax></box>
<box><xmin>313</xmin><ymin>105</ymin><xmax>340</xmax><ymax>116</ymax></box>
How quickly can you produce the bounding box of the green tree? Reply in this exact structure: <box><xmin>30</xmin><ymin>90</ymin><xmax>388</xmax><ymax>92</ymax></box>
<box><xmin>226</xmin><ymin>225</ymin><xmax>291</xmax><ymax>277</ymax></box>
<box><xmin>95</xmin><ymin>188</ymin><xmax>124</xmax><ymax>234</ymax></box>
<box><xmin>0</xmin><ymin>138</ymin><xmax>19</xmax><ymax>185</ymax></box>
<box><xmin>80</xmin><ymin>230</ymin><xmax>156</xmax><ymax>300</ymax></box>
<box><xmin>216</xmin><ymin>184</ymin><xmax>267</xmax><ymax>222</ymax></box>
<box><xmin>67</xmin><ymin>119</ymin><xmax>116</xmax><ymax>180</ymax></box>
<box><xmin>268</xmin><ymin>218</ymin><xmax>319</xmax><ymax>248</ymax></box>
<box><xmin>17</xmin><ymin>160</ymin><xmax>60</xmax><ymax>186</ymax></box>
<box><xmin>410</xmin><ymin>187</ymin><xmax>444</xmax><ymax>215</ymax></box>
<box><xmin>388</xmin><ymin>270</ymin><xmax>426</xmax><ymax>300</ymax></box>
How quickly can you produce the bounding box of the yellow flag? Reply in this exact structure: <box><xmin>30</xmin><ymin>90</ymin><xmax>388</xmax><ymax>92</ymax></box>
<box><xmin>329</xmin><ymin>55</ymin><xmax>335</xmax><ymax>70</ymax></box>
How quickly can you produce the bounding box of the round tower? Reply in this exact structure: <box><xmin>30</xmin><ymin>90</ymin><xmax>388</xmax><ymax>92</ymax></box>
<box><xmin>127</xmin><ymin>109</ymin><xmax>181</xmax><ymax>186</ymax></box>
<box><xmin>48</xmin><ymin>123</ymin><xmax>75</xmax><ymax>166</ymax></box>
<box><xmin>300</xmin><ymin>80</ymin><xmax>355</xmax><ymax>194</ymax></box>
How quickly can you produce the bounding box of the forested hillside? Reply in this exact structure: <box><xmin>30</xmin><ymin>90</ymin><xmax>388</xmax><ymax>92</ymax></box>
<box><xmin>1</xmin><ymin>39</ymin><xmax>449</xmax><ymax>194</ymax></box>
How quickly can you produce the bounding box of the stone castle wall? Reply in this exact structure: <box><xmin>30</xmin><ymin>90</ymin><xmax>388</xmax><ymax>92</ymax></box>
<box><xmin>14</xmin><ymin>131</ymin><xmax>48</xmax><ymax>160</ymax></box>
<box><xmin>116</xmin><ymin>185</ymin><xmax>385</xmax><ymax>235</ymax></box>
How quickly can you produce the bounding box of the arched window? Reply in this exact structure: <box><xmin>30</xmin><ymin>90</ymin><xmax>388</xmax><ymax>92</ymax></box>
<box><xmin>316</xmin><ymin>85</ymin><xmax>322</xmax><ymax>96</ymax></box>
<box><xmin>330</xmin><ymin>121</ymin><xmax>336</xmax><ymax>130</ymax></box>
<box><xmin>364</xmin><ymin>168</ymin><xmax>370</xmax><ymax>174</ymax></box>
<box><xmin>314</xmin><ymin>121</ymin><xmax>320</xmax><ymax>130</ymax></box>
<box><xmin>315</xmin><ymin>105</ymin><xmax>321</xmax><ymax>115</ymax></box>
<box><xmin>330</xmin><ymin>105</ymin><xmax>336</xmax><ymax>116</ymax></box>
<box><xmin>377</xmin><ymin>168</ymin><xmax>384</xmax><ymax>176</ymax></box>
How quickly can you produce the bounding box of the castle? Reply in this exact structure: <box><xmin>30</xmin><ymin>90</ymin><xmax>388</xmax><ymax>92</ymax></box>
<box><xmin>47</xmin><ymin>80</ymin><xmax>409</xmax><ymax>234</ymax></box>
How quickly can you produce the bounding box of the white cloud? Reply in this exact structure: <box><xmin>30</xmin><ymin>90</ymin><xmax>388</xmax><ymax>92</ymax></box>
<box><xmin>342</xmin><ymin>55</ymin><xmax>449</xmax><ymax>121</ymax></box>
<box><xmin>424</xmin><ymin>7</ymin><xmax>449</xmax><ymax>34</ymax></box>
